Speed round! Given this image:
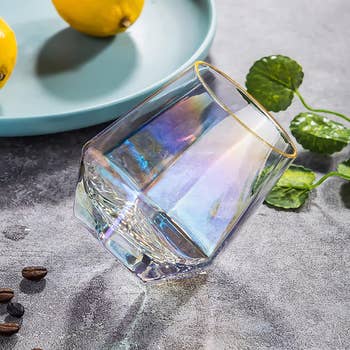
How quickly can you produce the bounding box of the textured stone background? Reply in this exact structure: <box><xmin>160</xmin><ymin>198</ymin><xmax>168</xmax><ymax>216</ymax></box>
<box><xmin>1</xmin><ymin>0</ymin><xmax>350</xmax><ymax>349</ymax></box>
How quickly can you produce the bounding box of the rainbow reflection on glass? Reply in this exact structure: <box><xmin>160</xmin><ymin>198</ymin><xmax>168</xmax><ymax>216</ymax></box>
<box><xmin>74</xmin><ymin>61</ymin><xmax>297</xmax><ymax>282</ymax></box>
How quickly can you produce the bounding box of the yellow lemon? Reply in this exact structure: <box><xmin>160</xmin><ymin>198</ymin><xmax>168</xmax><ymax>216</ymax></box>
<box><xmin>0</xmin><ymin>18</ymin><xmax>17</xmax><ymax>89</ymax></box>
<box><xmin>52</xmin><ymin>0</ymin><xmax>145</xmax><ymax>37</ymax></box>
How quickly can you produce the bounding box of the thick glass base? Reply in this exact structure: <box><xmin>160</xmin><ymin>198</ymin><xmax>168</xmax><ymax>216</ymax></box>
<box><xmin>74</xmin><ymin>176</ymin><xmax>210</xmax><ymax>282</ymax></box>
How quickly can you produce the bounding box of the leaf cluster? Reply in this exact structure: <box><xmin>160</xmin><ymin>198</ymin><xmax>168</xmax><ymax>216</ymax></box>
<box><xmin>246</xmin><ymin>55</ymin><xmax>350</xmax><ymax>208</ymax></box>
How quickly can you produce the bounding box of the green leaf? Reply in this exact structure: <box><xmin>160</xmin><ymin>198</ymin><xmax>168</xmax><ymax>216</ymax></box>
<box><xmin>252</xmin><ymin>165</ymin><xmax>274</xmax><ymax>194</ymax></box>
<box><xmin>265</xmin><ymin>161</ymin><xmax>350</xmax><ymax>209</ymax></box>
<box><xmin>276</xmin><ymin>165</ymin><xmax>316</xmax><ymax>189</ymax></box>
<box><xmin>265</xmin><ymin>165</ymin><xmax>315</xmax><ymax>209</ymax></box>
<box><xmin>265</xmin><ymin>187</ymin><xmax>311</xmax><ymax>209</ymax></box>
<box><xmin>290</xmin><ymin>112</ymin><xmax>350</xmax><ymax>154</ymax></box>
<box><xmin>337</xmin><ymin>159</ymin><xmax>350</xmax><ymax>180</ymax></box>
<box><xmin>246</xmin><ymin>55</ymin><xmax>304</xmax><ymax>112</ymax></box>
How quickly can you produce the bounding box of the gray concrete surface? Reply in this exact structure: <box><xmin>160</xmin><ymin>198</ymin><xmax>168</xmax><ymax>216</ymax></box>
<box><xmin>1</xmin><ymin>0</ymin><xmax>350</xmax><ymax>349</ymax></box>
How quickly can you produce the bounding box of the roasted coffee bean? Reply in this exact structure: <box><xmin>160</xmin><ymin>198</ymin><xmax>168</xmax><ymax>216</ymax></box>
<box><xmin>0</xmin><ymin>322</ymin><xmax>20</xmax><ymax>336</ymax></box>
<box><xmin>7</xmin><ymin>302</ymin><xmax>25</xmax><ymax>318</ymax></box>
<box><xmin>22</xmin><ymin>266</ymin><xmax>47</xmax><ymax>281</ymax></box>
<box><xmin>0</xmin><ymin>288</ymin><xmax>14</xmax><ymax>303</ymax></box>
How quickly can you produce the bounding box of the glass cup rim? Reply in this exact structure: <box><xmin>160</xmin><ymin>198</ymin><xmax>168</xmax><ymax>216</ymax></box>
<box><xmin>194</xmin><ymin>61</ymin><xmax>297</xmax><ymax>159</ymax></box>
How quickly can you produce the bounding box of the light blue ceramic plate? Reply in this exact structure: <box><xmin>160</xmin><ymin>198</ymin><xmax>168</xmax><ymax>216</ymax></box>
<box><xmin>0</xmin><ymin>0</ymin><xmax>216</xmax><ymax>136</ymax></box>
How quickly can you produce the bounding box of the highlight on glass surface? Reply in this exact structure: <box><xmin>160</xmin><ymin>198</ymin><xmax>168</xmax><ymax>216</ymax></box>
<box><xmin>74</xmin><ymin>61</ymin><xmax>297</xmax><ymax>282</ymax></box>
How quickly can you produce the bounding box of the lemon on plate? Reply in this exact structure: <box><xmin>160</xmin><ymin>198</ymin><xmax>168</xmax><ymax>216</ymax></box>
<box><xmin>52</xmin><ymin>0</ymin><xmax>145</xmax><ymax>37</ymax></box>
<box><xmin>0</xmin><ymin>18</ymin><xmax>17</xmax><ymax>89</ymax></box>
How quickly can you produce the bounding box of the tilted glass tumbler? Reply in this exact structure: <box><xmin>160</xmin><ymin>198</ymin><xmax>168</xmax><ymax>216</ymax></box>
<box><xmin>74</xmin><ymin>61</ymin><xmax>297</xmax><ymax>282</ymax></box>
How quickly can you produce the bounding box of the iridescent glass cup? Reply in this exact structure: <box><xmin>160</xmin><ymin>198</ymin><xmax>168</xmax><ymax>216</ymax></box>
<box><xmin>74</xmin><ymin>61</ymin><xmax>297</xmax><ymax>282</ymax></box>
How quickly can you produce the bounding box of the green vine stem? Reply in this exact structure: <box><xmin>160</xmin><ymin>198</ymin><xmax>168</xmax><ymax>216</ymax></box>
<box><xmin>309</xmin><ymin>171</ymin><xmax>349</xmax><ymax>189</ymax></box>
<box><xmin>295</xmin><ymin>90</ymin><xmax>350</xmax><ymax>123</ymax></box>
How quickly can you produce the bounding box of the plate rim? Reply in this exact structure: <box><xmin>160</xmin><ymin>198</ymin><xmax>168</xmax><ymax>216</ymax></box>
<box><xmin>0</xmin><ymin>0</ymin><xmax>216</xmax><ymax>122</ymax></box>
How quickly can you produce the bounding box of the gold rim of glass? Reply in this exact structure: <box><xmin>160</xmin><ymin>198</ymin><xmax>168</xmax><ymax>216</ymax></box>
<box><xmin>194</xmin><ymin>61</ymin><xmax>297</xmax><ymax>159</ymax></box>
